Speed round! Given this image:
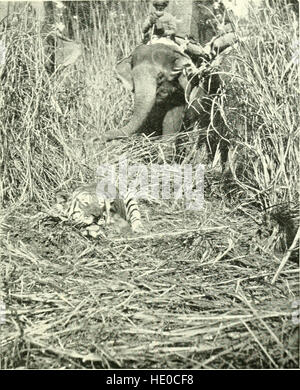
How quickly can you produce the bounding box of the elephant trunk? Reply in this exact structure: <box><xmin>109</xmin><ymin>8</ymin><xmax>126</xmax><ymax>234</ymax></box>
<box><xmin>104</xmin><ymin>67</ymin><xmax>157</xmax><ymax>141</ymax></box>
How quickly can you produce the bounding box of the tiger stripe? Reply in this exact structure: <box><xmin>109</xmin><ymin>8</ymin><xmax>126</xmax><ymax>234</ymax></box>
<box><xmin>56</xmin><ymin>183</ymin><xmax>143</xmax><ymax>234</ymax></box>
<box><xmin>111</xmin><ymin>191</ymin><xmax>143</xmax><ymax>233</ymax></box>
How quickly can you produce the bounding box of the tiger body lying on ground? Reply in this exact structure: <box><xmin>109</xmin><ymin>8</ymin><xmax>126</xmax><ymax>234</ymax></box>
<box><xmin>55</xmin><ymin>183</ymin><xmax>143</xmax><ymax>237</ymax></box>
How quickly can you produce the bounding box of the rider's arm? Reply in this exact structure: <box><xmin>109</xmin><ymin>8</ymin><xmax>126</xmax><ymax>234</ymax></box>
<box><xmin>142</xmin><ymin>17</ymin><xmax>152</xmax><ymax>34</ymax></box>
<box><xmin>161</xmin><ymin>15</ymin><xmax>177</xmax><ymax>37</ymax></box>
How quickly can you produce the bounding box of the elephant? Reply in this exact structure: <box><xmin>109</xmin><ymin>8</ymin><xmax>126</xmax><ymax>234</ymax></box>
<box><xmin>106</xmin><ymin>43</ymin><xmax>195</xmax><ymax>140</ymax></box>
<box><xmin>103</xmin><ymin>33</ymin><xmax>235</xmax><ymax>166</ymax></box>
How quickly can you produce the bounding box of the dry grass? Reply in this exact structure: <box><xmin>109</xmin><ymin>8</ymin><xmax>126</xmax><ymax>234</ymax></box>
<box><xmin>0</xmin><ymin>1</ymin><xmax>299</xmax><ymax>369</ymax></box>
<box><xmin>221</xmin><ymin>1</ymin><xmax>299</xmax><ymax>249</ymax></box>
<box><xmin>1</xmin><ymin>199</ymin><xmax>298</xmax><ymax>369</ymax></box>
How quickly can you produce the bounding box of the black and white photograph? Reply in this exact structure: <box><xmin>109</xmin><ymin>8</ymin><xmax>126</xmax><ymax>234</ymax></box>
<box><xmin>0</xmin><ymin>0</ymin><xmax>299</xmax><ymax>370</ymax></box>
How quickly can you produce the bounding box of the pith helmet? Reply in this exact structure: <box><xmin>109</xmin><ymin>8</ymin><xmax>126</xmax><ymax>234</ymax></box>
<box><xmin>152</xmin><ymin>0</ymin><xmax>169</xmax><ymax>7</ymax></box>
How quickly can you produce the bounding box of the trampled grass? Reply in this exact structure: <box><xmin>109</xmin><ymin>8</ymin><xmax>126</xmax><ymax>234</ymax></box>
<box><xmin>0</xmin><ymin>0</ymin><xmax>299</xmax><ymax>369</ymax></box>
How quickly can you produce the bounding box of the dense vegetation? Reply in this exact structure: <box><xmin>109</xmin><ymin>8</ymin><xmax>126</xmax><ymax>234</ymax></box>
<box><xmin>0</xmin><ymin>0</ymin><xmax>298</xmax><ymax>369</ymax></box>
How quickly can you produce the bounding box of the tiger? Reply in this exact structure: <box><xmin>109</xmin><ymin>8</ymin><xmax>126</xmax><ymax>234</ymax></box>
<box><xmin>55</xmin><ymin>183</ymin><xmax>143</xmax><ymax>238</ymax></box>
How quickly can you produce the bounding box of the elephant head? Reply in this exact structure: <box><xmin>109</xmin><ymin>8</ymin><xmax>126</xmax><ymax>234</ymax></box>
<box><xmin>103</xmin><ymin>33</ymin><xmax>236</xmax><ymax>146</ymax></box>
<box><xmin>103</xmin><ymin>43</ymin><xmax>194</xmax><ymax>141</ymax></box>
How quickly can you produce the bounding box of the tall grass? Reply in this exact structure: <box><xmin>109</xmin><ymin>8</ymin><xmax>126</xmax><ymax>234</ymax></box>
<box><xmin>0</xmin><ymin>1</ymin><xmax>299</xmax><ymax>369</ymax></box>
<box><xmin>222</xmin><ymin>0</ymin><xmax>299</xmax><ymax>249</ymax></box>
<box><xmin>0</xmin><ymin>20</ymin><xmax>77</xmax><ymax>205</ymax></box>
<box><xmin>0</xmin><ymin>1</ymin><xmax>298</xmax><ymax>250</ymax></box>
<box><xmin>0</xmin><ymin>1</ymin><xmax>147</xmax><ymax>206</ymax></box>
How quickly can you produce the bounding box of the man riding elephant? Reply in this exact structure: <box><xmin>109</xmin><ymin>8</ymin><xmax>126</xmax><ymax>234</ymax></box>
<box><xmin>101</xmin><ymin>0</ymin><xmax>236</xmax><ymax>168</ymax></box>
<box><xmin>142</xmin><ymin>0</ymin><xmax>177</xmax><ymax>45</ymax></box>
<box><xmin>141</xmin><ymin>0</ymin><xmax>233</xmax><ymax>66</ymax></box>
<box><xmin>141</xmin><ymin>0</ymin><xmax>209</xmax><ymax>61</ymax></box>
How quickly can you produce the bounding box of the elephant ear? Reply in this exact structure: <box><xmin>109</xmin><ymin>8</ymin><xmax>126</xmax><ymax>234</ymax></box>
<box><xmin>169</xmin><ymin>52</ymin><xmax>197</xmax><ymax>101</ymax></box>
<box><xmin>116</xmin><ymin>56</ymin><xmax>134</xmax><ymax>91</ymax></box>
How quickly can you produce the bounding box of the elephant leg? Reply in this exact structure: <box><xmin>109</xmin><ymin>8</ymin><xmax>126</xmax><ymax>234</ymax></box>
<box><xmin>161</xmin><ymin>105</ymin><xmax>187</xmax><ymax>163</ymax></box>
<box><xmin>162</xmin><ymin>105</ymin><xmax>185</xmax><ymax>138</ymax></box>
